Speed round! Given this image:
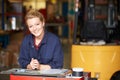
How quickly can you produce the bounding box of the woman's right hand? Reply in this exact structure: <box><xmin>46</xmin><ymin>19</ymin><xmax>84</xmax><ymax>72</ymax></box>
<box><xmin>30</xmin><ymin>58</ymin><xmax>40</xmax><ymax>70</ymax></box>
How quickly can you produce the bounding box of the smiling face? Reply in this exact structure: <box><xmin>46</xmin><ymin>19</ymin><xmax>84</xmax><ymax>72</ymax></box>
<box><xmin>25</xmin><ymin>9</ymin><xmax>45</xmax><ymax>38</ymax></box>
<box><xmin>27</xmin><ymin>17</ymin><xmax>45</xmax><ymax>37</ymax></box>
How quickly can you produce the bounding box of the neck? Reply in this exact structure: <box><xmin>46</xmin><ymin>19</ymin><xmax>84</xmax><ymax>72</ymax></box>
<box><xmin>35</xmin><ymin>30</ymin><xmax>44</xmax><ymax>45</ymax></box>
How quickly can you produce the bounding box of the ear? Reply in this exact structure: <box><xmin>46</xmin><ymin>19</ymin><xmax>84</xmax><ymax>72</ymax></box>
<box><xmin>42</xmin><ymin>22</ymin><xmax>45</xmax><ymax>27</ymax></box>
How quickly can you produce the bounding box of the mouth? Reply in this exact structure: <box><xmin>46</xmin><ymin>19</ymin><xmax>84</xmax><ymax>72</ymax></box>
<box><xmin>33</xmin><ymin>30</ymin><xmax>39</xmax><ymax>34</ymax></box>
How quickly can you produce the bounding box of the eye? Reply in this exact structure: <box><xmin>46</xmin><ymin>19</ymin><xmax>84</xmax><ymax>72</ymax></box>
<box><xmin>28</xmin><ymin>25</ymin><xmax>33</xmax><ymax>28</ymax></box>
<box><xmin>36</xmin><ymin>23</ymin><xmax>40</xmax><ymax>25</ymax></box>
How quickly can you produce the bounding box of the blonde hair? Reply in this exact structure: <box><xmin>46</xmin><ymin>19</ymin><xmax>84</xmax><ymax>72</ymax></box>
<box><xmin>25</xmin><ymin>9</ymin><xmax>45</xmax><ymax>23</ymax></box>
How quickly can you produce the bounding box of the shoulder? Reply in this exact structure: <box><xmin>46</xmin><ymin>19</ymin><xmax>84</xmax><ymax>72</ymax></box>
<box><xmin>45</xmin><ymin>31</ymin><xmax>60</xmax><ymax>40</ymax></box>
<box><xmin>22</xmin><ymin>34</ymin><xmax>32</xmax><ymax>43</ymax></box>
<box><xmin>44</xmin><ymin>31</ymin><xmax>61</xmax><ymax>45</ymax></box>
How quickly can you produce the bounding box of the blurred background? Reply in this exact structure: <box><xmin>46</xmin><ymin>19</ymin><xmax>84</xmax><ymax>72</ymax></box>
<box><xmin>0</xmin><ymin>0</ymin><xmax>120</xmax><ymax>73</ymax></box>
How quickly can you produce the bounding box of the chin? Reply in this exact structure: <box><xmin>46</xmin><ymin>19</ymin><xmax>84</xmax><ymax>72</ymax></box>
<box><xmin>33</xmin><ymin>33</ymin><xmax>39</xmax><ymax>36</ymax></box>
<box><xmin>35</xmin><ymin>34</ymin><xmax>40</xmax><ymax>37</ymax></box>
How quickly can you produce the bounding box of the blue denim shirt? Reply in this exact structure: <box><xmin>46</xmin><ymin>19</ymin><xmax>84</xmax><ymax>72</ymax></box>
<box><xmin>18</xmin><ymin>31</ymin><xmax>63</xmax><ymax>69</ymax></box>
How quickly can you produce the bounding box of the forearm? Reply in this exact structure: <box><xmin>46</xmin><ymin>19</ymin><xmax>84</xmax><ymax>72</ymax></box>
<box><xmin>39</xmin><ymin>64</ymin><xmax>51</xmax><ymax>70</ymax></box>
<box><xmin>27</xmin><ymin>64</ymin><xmax>51</xmax><ymax>70</ymax></box>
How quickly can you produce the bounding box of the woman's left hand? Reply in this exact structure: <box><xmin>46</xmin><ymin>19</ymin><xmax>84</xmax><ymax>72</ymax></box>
<box><xmin>32</xmin><ymin>59</ymin><xmax>40</xmax><ymax>70</ymax></box>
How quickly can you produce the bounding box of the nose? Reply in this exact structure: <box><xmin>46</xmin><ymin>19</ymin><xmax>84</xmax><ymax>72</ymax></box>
<box><xmin>32</xmin><ymin>25</ymin><xmax>37</xmax><ymax>30</ymax></box>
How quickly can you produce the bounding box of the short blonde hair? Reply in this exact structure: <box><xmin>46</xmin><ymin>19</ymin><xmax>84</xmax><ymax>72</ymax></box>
<box><xmin>25</xmin><ymin>9</ymin><xmax>45</xmax><ymax>23</ymax></box>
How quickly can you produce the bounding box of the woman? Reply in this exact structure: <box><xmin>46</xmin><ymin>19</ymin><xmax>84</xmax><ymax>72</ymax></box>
<box><xmin>18</xmin><ymin>9</ymin><xmax>63</xmax><ymax>70</ymax></box>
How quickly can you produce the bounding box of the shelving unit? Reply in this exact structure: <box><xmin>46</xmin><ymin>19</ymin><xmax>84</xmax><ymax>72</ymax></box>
<box><xmin>95</xmin><ymin>0</ymin><xmax>117</xmax><ymax>21</ymax></box>
<box><xmin>85</xmin><ymin>0</ymin><xmax>117</xmax><ymax>21</ymax></box>
<box><xmin>95</xmin><ymin>0</ymin><xmax>107</xmax><ymax>5</ymax></box>
<box><xmin>0</xmin><ymin>0</ymin><xmax>23</xmax><ymax>48</ymax></box>
<box><xmin>0</xmin><ymin>0</ymin><xmax>5</xmax><ymax>30</ymax></box>
<box><xmin>0</xmin><ymin>0</ymin><xmax>23</xmax><ymax>31</ymax></box>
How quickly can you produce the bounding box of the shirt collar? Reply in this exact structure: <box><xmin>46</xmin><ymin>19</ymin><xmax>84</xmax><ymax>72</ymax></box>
<box><xmin>30</xmin><ymin>30</ymin><xmax>48</xmax><ymax>45</ymax></box>
<box><xmin>41</xmin><ymin>30</ymin><xmax>47</xmax><ymax>44</ymax></box>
